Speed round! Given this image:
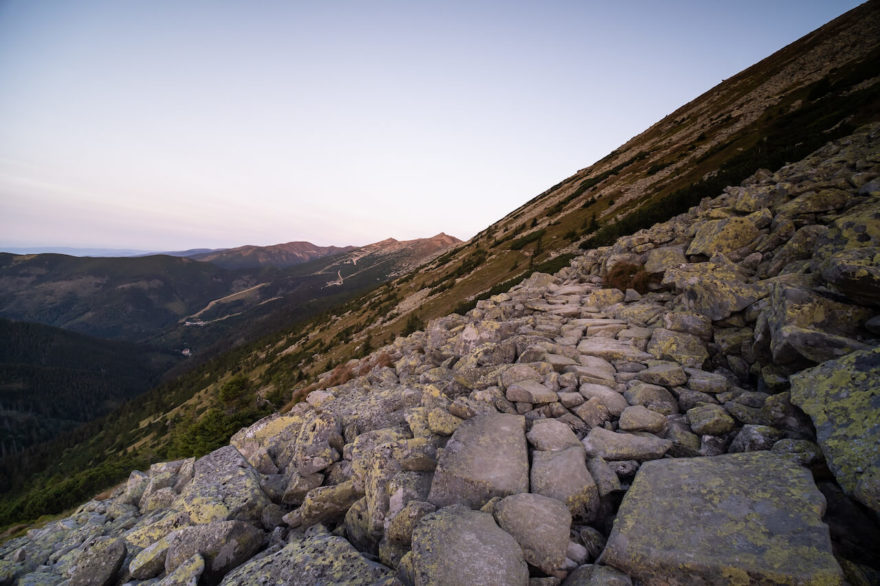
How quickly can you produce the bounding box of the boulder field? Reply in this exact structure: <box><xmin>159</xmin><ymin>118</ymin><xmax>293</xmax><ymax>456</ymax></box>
<box><xmin>1</xmin><ymin>124</ymin><xmax>879</xmax><ymax>585</ymax></box>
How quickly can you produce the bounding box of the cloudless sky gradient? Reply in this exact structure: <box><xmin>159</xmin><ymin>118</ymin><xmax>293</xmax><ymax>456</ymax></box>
<box><xmin>0</xmin><ymin>1</ymin><xmax>864</xmax><ymax>251</ymax></box>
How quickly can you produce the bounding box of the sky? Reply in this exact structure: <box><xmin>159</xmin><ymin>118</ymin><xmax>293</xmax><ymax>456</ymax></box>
<box><xmin>0</xmin><ymin>1</ymin><xmax>864</xmax><ymax>252</ymax></box>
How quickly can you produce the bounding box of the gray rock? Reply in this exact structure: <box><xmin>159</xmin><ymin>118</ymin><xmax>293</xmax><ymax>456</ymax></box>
<box><xmin>173</xmin><ymin>446</ymin><xmax>270</xmax><ymax>525</ymax></box>
<box><xmin>582</xmin><ymin>427</ymin><xmax>671</xmax><ymax>461</ymax></box>
<box><xmin>646</xmin><ymin>328</ymin><xmax>708</xmax><ymax>369</ymax></box>
<box><xmin>577</xmin><ymin>338</ymin><xmax>653</xmax><ymax>363</ymax></box>
<box><xmin>562</xmin><ymin>564</ymin><xmax>632</xmax><ymax>585</ymax></box>
<box><xmin>494</xmin><ymin>493</ymin><xmax>571</xmax><ymax>574</ymax></box>
<box><xmin>684</xmin><ymin>368</ymin><xmax>730</xmax><ymax>394</ymax></box>
<box><xmin>635</xmin><ymin>362</ymin><xmax>687</xmax><ymax>387</ymax></box>
<box><xmin>686</xmin><ymin>403</ymin><xmax>736</xmax><ymax>435</ymax></box>
<box><xmin>531</xmin><ymin>446</ymin><xmax>598</xmax><ymax>521</ymax></box>
<box><xmin>281</xmin><ymin>469</ymin><xmax>323</xmax><ymax>506</ymax></box>
<box><xmin>623</xmin><ymin>381</ymin><xmax>679</xmax><ymax>415</ymax></box>
<box><xmin>526</xmin><ymin>419</ymin><xmax>582</xmax><ymax>451</ymax></box>
<box><xmin>618</xmin><ymin>405</ymin><xmax>667</xmax><ymax>434</ymax></box>
<box><xmin>165</xmin><ymin>520</ymin><xmax>264</xmax><ymax>582</ymax></box>
<box><xmin>129</xmin><ymin>536</ymin><xmax>171</xmax><ymax>580</ymax></box>
<box><xmin>223</xmin><ymin>527</ymin><xmax>392</xmax><ymax>585</ymax></box>
<box><xmin>728</xmin><ymin>424</ymin><xmax>783</xmax><ymax>453</ymax></box>
<box><xmin>386</xmin><ymin>500</ymin><xmax>436</xmax><ymax>545</ymax></box>
<box><xmin>292</xmin><ymin>411</ymin><xmax>343</xmax><ymax>475</ymax></box>
<box><xmin>603</xmin><ymin>452</ymin><xmax>842</xmax><ymax>584</ymax></box>
<box><xmin>578</xmin><ymin>383</ymin><xmax>628</xmax><ymax>417</ymax></box>
<box><xmin>506</xmin><ymin>380</ymin><xmax>558</xmax><ymax>404</ymax></box>
<box><xmin>160</xmin><ymin>553</ymin><xmax>204</xmax><ymax>586</ymax></box>
<box><xmin>410</xmin><ymin>505</ymin><xmax>528</xmax><ymax>586</ymax></box>
<box><xmin>428</xmin><ymin>413</ymin><xmax>529</xmax><ymax>508</ymax></box>
<box><xmin>790</xmin><ymin>348</ymin><xmax>880</xmax><ymax>513</ymax></box>
<box><xmin>68</xmin><ymin>536</ymin><xmax>126</xmax><ymax>586</ymax></box>
<box><xmin>586</xmin><ymin>456</ymin><xmax>621</xmax><ymax>497</ymax></box>
<box><xmin>299</xmin><ymin>480</ymin><xmax>361</xmax><ymax>527</ymax></box>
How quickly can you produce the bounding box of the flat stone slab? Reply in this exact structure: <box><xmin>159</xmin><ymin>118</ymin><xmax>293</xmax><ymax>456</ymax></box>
<box><xmin>582</xmin><ymin>427</ymin><xmax>671</xmax><ymax>461</ymax></box>
<box><xmin>428</xmin><ymin>413</ymin><xmax>528</xmax><ymax>508</ymax></box>
<box><xmin>577</xmin><ymin>338</ymin><xmax>653</xmax><ymax>363</ymax></box>
<box><xmin>790</xmin><ymin>348</ymin><xmax>880</xmax><ymax>513</ymax></box>
<box><xmin>603</xmin><ymin>452</ymin><xmax>843</xmax><ymax>585</ymax></box>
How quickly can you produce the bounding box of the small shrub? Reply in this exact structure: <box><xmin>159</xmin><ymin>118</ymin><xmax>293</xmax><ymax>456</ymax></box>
<box><xmin>604</xmin><ymin>262</ymin><xmax>652</xmax><ymax>294</ymax></box>
<box><xmin>402</xmin><ymin>314</ymin><xmax>425</xmax><ymax>336</ymax></box>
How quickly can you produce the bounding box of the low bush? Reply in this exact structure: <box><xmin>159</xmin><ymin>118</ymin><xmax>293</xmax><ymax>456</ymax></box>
<box><xmin>604</xmin><ymin>262</ymin><xmax>651</xmax><ymax>294</ymax></box>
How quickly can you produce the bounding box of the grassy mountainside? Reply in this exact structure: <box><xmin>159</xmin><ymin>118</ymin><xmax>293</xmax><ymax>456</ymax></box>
<box><xmin>1</xmin><ymin>1</ymin><xmax>879</xmax><ymax>529</ymax></box>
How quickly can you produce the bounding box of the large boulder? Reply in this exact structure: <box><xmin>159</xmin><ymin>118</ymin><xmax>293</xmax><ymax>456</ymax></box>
<box><xmin>603</xmin><ymin>452</ymin><xmax>842</xmax><ymax>585</ymax></box>
<box><xmin>165</xmin><ymin>520</ymin><xmax>264</xmax><ymax>583</ymax></box>
<box><xmin>428</xmin><ymin>413</ymin><xmax>529</xmax><ymax>508</ymax></box>
<box><xmin>493</xmin><ymin>493</ymin><xmax>572</xmax><ymax>574</ymax></box>
<box><xmin>67</xmin><ymin>536</ymin><xmax>126</xmax><ymax>586</ymax></box>
<box><xmin>220</xmin><ymin>527</ymin><xmax>392</xmax><ymax>585</ymax></box>
<box><xmin>756</xmin><ymin>285</ymin><xmax>872</xmax><ymax>365</ymax></box>
<box><xmin>790</xmin><ymin>348</ymin><xmax>880</xmax><ymax>513</ymax></box>
<box><xmin>410</xmin><ymin>505</ymin><xmax>529</xmax><ymax>586</ymax></box>
<box><xmin>173</xmin><ymin>446</ymin><xmax>270</xmax><ymax>525</ymax></box>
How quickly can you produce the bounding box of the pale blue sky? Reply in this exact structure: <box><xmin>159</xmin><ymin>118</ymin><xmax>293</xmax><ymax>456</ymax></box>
<box><xmin>0</xmin><ymin>1</ymin><xmax>863</xmax><ymax>250</ymax></box>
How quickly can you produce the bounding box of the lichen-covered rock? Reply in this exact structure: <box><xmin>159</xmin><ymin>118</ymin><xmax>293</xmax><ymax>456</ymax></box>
<box><xmin>790</xmin><ymin>348</ymin><xmax>880</xmax><ymax>513</ymax></box>
<box><xmin>635</xmin><ymin>362</ymin><xmax>687</xmax><ymax>387</ymax></box>
<box><xmin>298</xmin><ymin>480</ymin><xmax>361</xmax><ymax>527</ymax></box>
<box><xmin>129</xmin><ymin>536</ymin><xmax>171</xmax><ymax>580</ymax></box>
<box><xmin>819</xmin><ymin>247</ymin><xmax>880</xmax><ymax>306</ymax></box>
<box><xmin>160</xmin><ymin>552</ymin><xmax>204</xmax><ymax>586</ymax></box>
<box><xmin>623</xmin><ymin>381</ymin><xmax>679</xmax><ymax>415</ymax></box>
<box><xmin>67</xmin><ymin>536</ymin><xmax>126</xmax><ymax>586</ymax></box>
<box><xmin>165</xmin><ymin>520</ymin><xmax>264</xmax><ymax>582</ymax></box>
<box><xmin>646</xmin><ymin>329</ymin><xmax>708</xmax><ymax>369</ymax></box>
<box><xmin>531</xmin><ymin>446</ymin><xmax>598</xmax><ymax>521</ymax></box>
<box><xmin>581</xmin><ymin>427</ymin><xmax>671</xmax><ymax>461</ymax></box>
<box><xmin>292</xmin><ymin>411</ymin><xmax>344</xmax><ymax>475</ymax></box>
<box><xmin>386</xmin><ymin>500</ymin><xmax>436</xmax><ymax>545</ymax></box>
<box><xmin>562</xmin><ymin>564</ymin><xmax>633</xmax><ymax>585</ymax></box>
<box><xmin>172</xmin><ymin>446</ymin><xmax>270</xmax><ymax>525</ymax></box>
<box><xmin>757</xmin><ymin>285</ymin><xmax>872</xmax><ymax>364</ymax></box>
<box><xmin>220</xmin><ymin>528</ymin><xmax>392</xmax><ymax>585</ymax></box>
<box><xmin>644</xmin><ymin>245</ymin><xmax>686</xmax><ymax>275</ymax></box>
<box><xmin>428</xmin><ymin>413</ymin><xmax>528</xmax><ymax>508</ymax></box>
<box><xmin>493</xmin><ymin>493</ymin><xmax>572</xmax><ymax>574</ymax></box>
<box><xmin>603</xmin><ymin>452</ymin><xmax>843</xmax><ymax>585</ymax></box>
<box><xmin>410</xmin><ymin>505</ymin><xmax>528</xmax><ymax>586</ymax></box>
<box><xmin>686</xmin><ymin>216</ymin><xmax>760</xmax><ymax>256</ymax></box>
<box><xmin>686</xmin><ymin>403</ymin><xmax>736</xmax><ymax>435</ymax></box>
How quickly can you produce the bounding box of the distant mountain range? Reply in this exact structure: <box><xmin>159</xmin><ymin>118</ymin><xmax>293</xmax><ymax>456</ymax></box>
<box><xmin>0</xmin><ymin>234</ymin><xmax>460</xmax><ymax>354</ymax></box>
<box><xmin>187</xmin><ymin>241</ymin><xmax>357</xmax><ymax>269</ymax></box>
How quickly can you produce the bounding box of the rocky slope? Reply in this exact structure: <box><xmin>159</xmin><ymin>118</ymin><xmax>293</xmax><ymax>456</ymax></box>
<box><xmin>2</xmin><ymin>121</ymin><xmax>877</xmax><ymax>584</ymax></box>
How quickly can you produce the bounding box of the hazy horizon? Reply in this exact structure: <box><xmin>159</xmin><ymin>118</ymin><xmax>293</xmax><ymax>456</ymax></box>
<box><xmin>0</xmin><ymin>1</ymin><xmax>862</xmax><ymax>251</ymax></box>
